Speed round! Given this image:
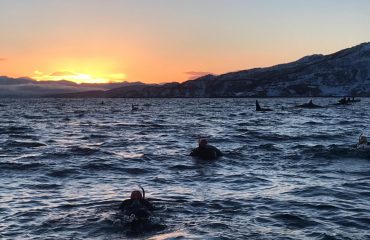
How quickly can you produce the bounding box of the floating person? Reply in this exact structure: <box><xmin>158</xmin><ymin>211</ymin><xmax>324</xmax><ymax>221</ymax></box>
<box><xmin>119</xmin><ymin>187</ymin><xmax>166</xmax><ymax>233</ymax></box>
<box><xmin>119</xmin><ymin>187</ymin><xmax>153</xmax><ymax>220</ymax></box>
<box><xmin>255</xmin><ymin>100</ymin><xmax>273</xmax><ymax>112</ymax></box>
<box><xmin>295</xmin><ymin>99</ymin><xmax>323</xmax><ymax>109</ymax></box>
<box><xmin>190</xmin><ymin>138</ymin><xmax>223</xmax><ymax>160</ymax></box>
<box><xmin>356</xmin><ymin>133</ymin><xmax>370</xmax><ymax>149</ymax></box>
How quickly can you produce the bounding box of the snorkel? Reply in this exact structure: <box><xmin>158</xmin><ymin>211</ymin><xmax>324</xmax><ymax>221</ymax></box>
<box><xmin>139</xmin><ymin>185</ymin><xmax>145</xmax><ymax>199</ymax></box>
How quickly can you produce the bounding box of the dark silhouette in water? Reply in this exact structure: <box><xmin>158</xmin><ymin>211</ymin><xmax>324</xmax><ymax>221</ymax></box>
<box><xmin>351</xmin><ymin>97</ymin><xmax>361</xmax><ymax>103</ymax></box>
<box><xmin>255</xmin><ymin>100</ymin><xmax>273</xmax><ymax>112</ymax></box>
<box><xmin>119</xmin><ymin>189</ymin><xmax>153</xmax><ymax>219</ymax></box>
<box><xmin>119</xmin><ymin>187</ymin><xmax>165</xmax><ymax>233</ymax></box>
<box><xmin>338</xmin><ymin>97</ymin><xmax>350</xmax><ymax>105</ymax></box>
<box><xmin>295</xmin><ymin>99</ymin><xmax>323</xmax><ymax>109</ymax></box>
<box><xmin>356</xmin><ymin>133</ymin><xmax>370</xmax><ymax>149</ymax></box>
<box><xmin>131</xmin><ymin>104</ymin><xmax>139</xmax><ymax>111</ymax></box>
<box><xmin>190</xmin><ymin>138</ymin><xmax>223</xmax><ymax>160</ymax></box>
<box><xmin>336</xmin><ymin>97</ymin><xmax>361</xmax><ymax>105</ymax></box>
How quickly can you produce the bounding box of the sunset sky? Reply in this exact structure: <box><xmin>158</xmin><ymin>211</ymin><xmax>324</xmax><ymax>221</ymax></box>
<box><xmin>1</xmin><ymin>0</ymin><xmax>370</xmax><ymax>84</ymax></box>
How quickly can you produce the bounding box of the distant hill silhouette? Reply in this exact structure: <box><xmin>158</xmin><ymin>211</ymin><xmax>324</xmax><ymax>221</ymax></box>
<box><xmin>49</xmin><ymin>42</ymin><xmax>370</xmax><ymax>98</ymax></box>
<box><xmin>0</xmin><ymin>76</ymin><xmax>144</xmax><ymax>97</ymax></box>
<box><xmin>2</xmin><ymin>42</ymin><xmax>370</xmax><ymax>97</ymax></box>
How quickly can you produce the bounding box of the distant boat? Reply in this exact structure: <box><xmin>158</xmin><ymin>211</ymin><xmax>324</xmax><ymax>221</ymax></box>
<box><xmin>336</xmin><ymin>97</ymin><xmax>361</xmax><ymax>105</ymax></box>
<box><xmin>350</xmin><ymin>97</ymin><xmax>361</xmax><ymax>103</ymax></box>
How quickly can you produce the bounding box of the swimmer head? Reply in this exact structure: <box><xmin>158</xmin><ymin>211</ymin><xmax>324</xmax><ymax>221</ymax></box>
<box><xmin>198</xmin><ymin>138</ymin><xmax>208</xmax><ymax>147</ymax></box>
<box><xmin>359</xmin><ymin>135</ymin><xmax>368</xmax><ymax>145</ymax></box>
<box><xmin>130</xmin><ymin>190</ymin><xmax>143</xmax><ymax>200</ymax></box>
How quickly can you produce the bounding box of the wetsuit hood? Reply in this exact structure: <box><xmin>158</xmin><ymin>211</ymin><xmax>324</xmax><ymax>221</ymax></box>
<box><xmin>131</xmin><ymin>190</ymin><xmax>143</xmax><ymax>200</ymax></box>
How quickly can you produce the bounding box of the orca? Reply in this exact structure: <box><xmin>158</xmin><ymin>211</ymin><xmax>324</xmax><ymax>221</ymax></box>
<box><xmin>256</xmin><ymin>100</ymin><xmax>273</xmax><ymax>112</ymax></box>
<box><xmin>295</xmin><ymin>100</ymin><xmax>323</xmax><ymax>109</ymax></box>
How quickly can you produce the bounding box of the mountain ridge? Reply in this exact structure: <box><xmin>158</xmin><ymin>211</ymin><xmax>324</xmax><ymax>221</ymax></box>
<box><xmin>0</xmin><ymin>76</ymin><xmax>145</xmax><ymax>97</ymax></box>
<box><xmin>2</xmin><ymin>42</ymin><xmax>370</xmax><ymax>97</ymax></box>
<box><xmin>49</xmin><ymin>42</ymin><xmax>370</xmax><ymax>98</ymax></box>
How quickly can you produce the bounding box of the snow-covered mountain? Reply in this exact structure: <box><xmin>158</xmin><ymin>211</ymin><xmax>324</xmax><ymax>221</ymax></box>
<box><xmin>95</xmin><ymin>42</ymin><xmax>370</xmax><ymax>98</ymax></box>
<box><xmin>3</xmin><ymin>42</ymin><xmax>370</xmax><ymax>98</ymax></box>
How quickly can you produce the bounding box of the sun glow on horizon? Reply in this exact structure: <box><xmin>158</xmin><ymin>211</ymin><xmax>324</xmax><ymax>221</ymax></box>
<box><xmin>33</xmin><ymin>70</ymin><xmax>127</xmax><ymax>84</ymax></box>
<box><xmin>1</xmin><ymin>1</ymin><xmax>369</xmax><ymax>84</ymax></box>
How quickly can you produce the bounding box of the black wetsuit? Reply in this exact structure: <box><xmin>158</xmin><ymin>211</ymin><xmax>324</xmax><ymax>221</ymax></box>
<box><xmin>119</xmin><ymin>199</ymin><xmax>154</xmax><ymax>219</ymax></box>
<box><xmin>190</xmin><ymin>145</ymin><xmax>223</xmax><ymax>160</ymax></box>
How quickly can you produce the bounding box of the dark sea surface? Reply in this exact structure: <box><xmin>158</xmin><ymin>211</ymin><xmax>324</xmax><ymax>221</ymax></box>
<box><xmin>0</xmin><ymin>98</ymin><xmax>370</xmax><ymax>240</ymax></box>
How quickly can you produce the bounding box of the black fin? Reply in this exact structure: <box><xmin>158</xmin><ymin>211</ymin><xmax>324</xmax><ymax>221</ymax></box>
<box><xmin>256</xmin><ymin>100</ymin><xmax>262</xmax><ymax>111</ymax></box>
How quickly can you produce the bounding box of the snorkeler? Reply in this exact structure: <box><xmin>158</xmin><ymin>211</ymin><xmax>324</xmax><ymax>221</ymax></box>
<box><xmin>190</xmin><ymin>138</ymin><xmax>223</xmax><ymax>160</ymax></box>
<box><xmin>119</xmin><ymin>187</ymin><xmax>167</xmax><ymax>233</ymax></box>
<box><xmin>357</xmin><ymin>133</ymin><xmax>369</xmax><ymax>148</ymax></box>
<box><xmin>119</xmin><ymin>188</ymin><xmax>154</xmax><ymax>220</ymax></box>
<box><xmin>354</xmin><ymin>132</ymin><xmax>370</xmax><ymax>150</ymax></box>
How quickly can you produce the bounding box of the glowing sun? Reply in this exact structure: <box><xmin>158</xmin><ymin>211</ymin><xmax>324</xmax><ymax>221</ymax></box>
<box><xmin>33</xmin><ymin>70</ymin><xmax>127</xmax><ymax>84</ymax></box>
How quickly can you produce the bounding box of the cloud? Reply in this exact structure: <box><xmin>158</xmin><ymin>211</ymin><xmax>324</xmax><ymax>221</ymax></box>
<box><xmin>50</xmin><ymin>71</ymin><xmax>77</xmax><ymax>76</ymax></box>
<box><xmin>33</xmin><ymin>71</ymin><xmax>127</xmax><ymax>84</ymax></box>
<box><xmin>0</xmin><ymin>58</ymin><xmax>7</xmax><ymax>61</ymax></box>
<box><xmin>184</xmin><ymin>71</ymin><xmax>213</xmax><ymax>80</ymax></box>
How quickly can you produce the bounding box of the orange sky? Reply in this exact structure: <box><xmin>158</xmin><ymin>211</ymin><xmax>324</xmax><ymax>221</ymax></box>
<box><xmin>1</xmin><ymin>0</ymin><xmax>370</xmax><ymax>84</ymax></box>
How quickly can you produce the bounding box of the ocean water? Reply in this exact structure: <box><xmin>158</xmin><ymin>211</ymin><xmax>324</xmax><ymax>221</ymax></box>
<box><xmin>0</xmin><ymin>98</ymin><xmax>370</xmax><ymax>240</ymax></box>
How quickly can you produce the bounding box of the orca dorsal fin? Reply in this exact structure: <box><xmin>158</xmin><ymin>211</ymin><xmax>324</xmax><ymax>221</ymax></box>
<box><xmin>256</xmin><ymin>100</ymin><xmax>262</xmax><ymax>111</ymax></box>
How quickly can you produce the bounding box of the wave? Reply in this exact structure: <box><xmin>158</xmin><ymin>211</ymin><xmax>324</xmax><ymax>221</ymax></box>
<box><xmin>169</xmin><ymin>164</ymin><xmax>197</xmax><ymax>170</ymax></box>
<box><xmin>0</xmin><ymin>126</ymin><xmax>33</xmax><ymax>134</ymax></box>
<box><xmin>82</xmin><ymin>162</ymin><xmax>123</xmax><ymax>171</ymax></box>
<box><xmin>8</xmin><ymin>134</ymin><xmax>39</xmax><ymax>140</ymax></box>
<box><xmin>88</xmin><ymin>134</ymin><xmax>110</xmax><ymax>139</ymax></box>
<box><xmin>4</xmin><ymin>140</ymin><xmax>46</xmax><ymax>148</ymax></box>
<box><xmin>297</xmin><ymin>144</ymin><xmax>370</xmax><ymax>160</ymax></box>
<box><xmin>271</xmin><ymin>213</ymin><xmax>319</xmax><ymax>229</ymax></box>
<box><xmin>256</xmin><ymin>143</ymin><xmax>281</xmax><ymax>151</ymax></box>
<box><xmin>47</xmin><ymin>168</ymin><xmax>81</xmax><ymax>178</ymax></box>
<box><xmin>0</xmin><ymin>162</ymin><xmax>44</xmax><ymax>171</ymax></box>
<box><xmin>2</xmin><ymin>98</ymin><xmax>370</xmax><ymax>239</ymax></box>
<box><xmin>69</xmin><ymin>146</ymin><xmax>100</xmax><ymax>155</ymax></box>
<box><xmin>287</xmin><ymin>186</ymin><xmax>357</xmax><ymax>201</ymax></box>
<box><xmin>123</xmin><ymin>167</ymin><xmax>152</xmax><ymax>175</ymax></box>
<box><xmin>22</xmin><ymin>114</ymin><xmax>42</xmax><ymax>120</ymax></box>
<box><xmin>21</xmin><ymin>183</ymin><xmax>62</xmax><ymax>190</ymax></box>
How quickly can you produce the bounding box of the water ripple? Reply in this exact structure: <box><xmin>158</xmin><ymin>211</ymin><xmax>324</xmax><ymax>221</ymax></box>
<box><xmin>0</xmin><ymin>98</ymin><xmax>370</xmax><ymax>239</ymax></box>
